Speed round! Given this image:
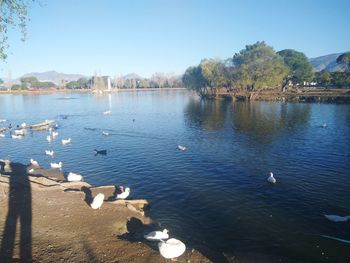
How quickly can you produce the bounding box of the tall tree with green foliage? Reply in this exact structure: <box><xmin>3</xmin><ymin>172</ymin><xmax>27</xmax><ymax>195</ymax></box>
<box><xmin>1</xmin><ymin>0</ymin><xmax>34</xmax><ymax>60</ymax></box>
<box><xmin>182</xmin><ymin>65</ymin><xmax>207</xmax><ymax>97</ymax></box>
<box><xmin>336</xmin><ymin>53</ymin><xmax>350</xmax><ymax>72</ymax></box>
<box><xmin>232</xmin><ymin>41</ymin><xmax>288</xmax><ymax>99</ymax></box>
<box><xmin>277</xmin><ymin>49</ymin><xmax>314</xmax><ymax>90</ymax></box>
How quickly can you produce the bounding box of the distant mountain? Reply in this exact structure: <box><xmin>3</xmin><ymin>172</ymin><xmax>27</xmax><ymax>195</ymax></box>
<box><xmin>122</xmin><ymin>73</ymin><xmax>143</xmax><ymax>80</ymax></box>
<box><xmin>21</xmin><ymin>70</ymin><xmax>86</xmax><ymax>84</ymax></box>
<box><xmin>309</xmin><ymin>52</ymin><xmax>349</xmax><ymax>72</ymax></box>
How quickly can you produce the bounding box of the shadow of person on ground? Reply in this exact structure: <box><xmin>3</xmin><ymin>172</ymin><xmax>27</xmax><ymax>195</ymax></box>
<box><xmin>0</xmin><ymin>162</ymin><xmax>32</xmax><ymax>263</ymax></box>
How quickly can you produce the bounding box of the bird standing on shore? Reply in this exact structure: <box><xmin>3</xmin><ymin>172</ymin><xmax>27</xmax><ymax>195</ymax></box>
<box><xmin>91</xmin><ymin>193</ymin><xmax>105</xmax><ymax>209</ymax></box>
<box><xmin>116</xmin><ymin>187</ymin><xmax>130</xmax><ymax>199</ymax></box>
<box><xmin>30</xmin><ymin>159</ymin><xmax>39</xmax><ymax>167</ymax></box>
<box><xmin>50</xmin><ymin>162</ymin><xmax>62</xmax><ymax>169</ymax></box>
<box><xmin>158</xmin><ymin>238</ymin><xmax>186</xmax><ymax>260</ymax></box>
<box><xmin>267</xmin><ymin>172</ymin><xmax>276</xmax><ymax>184</ymax></box>
<box><xmin>67</xmin><ymin>172</ymin><xmax>83</xmax><ymax>182</ymax></box>
<box><xmin>144</xmin><ymin>229</ymin><xmax>169</xmax><ymax>241</ymax></box>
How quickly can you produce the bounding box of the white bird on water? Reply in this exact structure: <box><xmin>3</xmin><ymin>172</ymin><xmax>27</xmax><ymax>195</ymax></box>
<box><xmin>12</xmin><ymin>134</ymin><xmax>23</xmax><ymax>139</ymax></box>
<box><xmin>91</xmin><ymin>193</ymin><xmax>105</xmax><ymax>209</ymax></box>
<box><xmin>50</xmin><ymin>162</ymin><xmax>62</xmax><ymax>169</ymax></box>
<box><xmin>62</xmin><ymin>138</ymin><xmax>71</xmax><ymax>145</ymax></box>
<box><xmin>324</xmin><ymin>214</ymin><xmax>350</xmax><ymax>222</ymax></box>
<box><xmin>47</xmin><ymin>135</ymin><xmax>52</xmax><ymax>142</ymax></box>
<box><xmin>45</xmin><ymin>150</ymin><xmax>54</xmax><ymax>157</ymax></box>
<box><xmin>67</xmin><ymin>172</ymin><xmax>83</xmax><ymax>182</ymax></box>
<box><xmin>0</xmin><ymin>133</ymin><xmax>5</xmax><ymax>138</ymax></box>
<box><xmin>144</xmin><ymin>229</ymin><xmax>169</xmax><ymax>241</ymax></box>
<box><xmin>14</xmin><ymin>129</ymin><xmax>25</xmax><ymax>135</ymax></box>
<box><xmin>103</xmin><ymin>110</ymin><xmax>111</xmax><ymax>115</ymax></box>
<box><xmin>102</xmin><ymin>131</ymin><xmax>109</xmax><ymax>136</ymax></box>
<box><xmin>267</xmin><ymin>172</ymin><xmax>276</xmax><ymax>184</ymax></box>
<box><xmin>177</xmin><ymin>145</ymin><xmax>186</xmax><ymax>151</ymax></box>
<box><xmin>158</xmin><ymin>238</ymin><xmax>186</xmax><ymax>260</ymax></box>
<box><xmin>30</xmin><ymin>158</ymin><xmax>39</xmax><ymax>167</ymax></box>
<box><xmin>52</xmin><ymin>131</ymin><xmax>59</xmax><ymax>137</ymax></box>
<box><xmin>116</xmin><ymin>187</ymin><xmax>130</xmax><ymax>199</ymax></box>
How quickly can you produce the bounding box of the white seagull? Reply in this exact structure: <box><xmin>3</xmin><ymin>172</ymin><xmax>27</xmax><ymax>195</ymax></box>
<box><xmin>103</xmin><ymin>110</ymin><xmax>111</xmax><ymax>115</ymax></box>
<box><xmin>45</xmin><ymin>150</ymin><xmax>54</xmax><ymax>156</ymax></box>
<box><xmin>30</xmin><ymin>158</ymin><xmax>39</xmax><ymax>167</ymax></box>
<box><xmin>50</xmin><ymin>162</ymin><xmax>62</xmax><ymax>169</ymax></box>
<box><xmin>47</xmin><ymin>135</ymin><xmax>52</xmax><ymax>142</ymax></box>
<box><xmin>177</xmin><ymin>145</ymin><xmax>187</xmax><ymax>151</ymax></box>
<box><xmin>67</xmin><ymin>172</ymin><xmax>83</xmax><ymax>182</ymax></box>
<box><xmin>324</xmin><ymin>214</ymin><xmax>350</xmax><ymax>222</ymax></box>
<box><xmin>144</xmin><ymin>229</ymin><xmax>169</xmax><ymax>241</ymax></box>
<box><xmin>158</xmin><ymin>238</ymin><xmax>186</xmax><ymax>260</ymax></box>
<box><xmin>91</xmin><ymin>193</ymin><xmax>105</xmax><ymax>209</ymax></box>
<box><xmin>116</xmin><ymin>187</ymin><xmax>130</xmax><ymax>199</ymax></box>
<box><xmin>52</xmin><ymin>131</ymin><xmax>59</xmax><ymax>137</ymax></box>
<box><xmin>267</xmin><ymin>172</ymin><xmax>276</xmax><ymax>184</ymax></box>
<box><xmin>102</xmin><ymin>131</ymin><xmax>109</xmax><ymax>136</ymax></box>
<box><xmin>62</xmin><ymin>138</ymin><xmax>71</xmax><ymax>145</ymax></box>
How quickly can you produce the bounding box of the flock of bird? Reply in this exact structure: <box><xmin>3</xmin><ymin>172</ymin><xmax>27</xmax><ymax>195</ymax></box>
<box><xmin>2</xmin><ymin>117</ymin><xmax>345</xmax><ymax>258</ymax></box>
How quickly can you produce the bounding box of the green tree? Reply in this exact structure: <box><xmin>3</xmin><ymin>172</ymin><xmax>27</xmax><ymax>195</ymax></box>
<box><xmin>277</xmin><ymin>49</ymin><xmax>314</xmax><ymax>89</ymax></box>
<box><xmin>182</xmin><ymin>65</ymin><xmax>207</xmax><ymax>97</ymax></box>
<box><xmin>315</xmin><ymin>71</ymin><xmax>331</xmax><ymax>86</ymax></box>
<box><xmin>200</xmin><ymin>58</ymin><xmax>231</xmax><ymax>97</ymax></box>
<box><xmin>1</xmin><ymin>0</ymin><xmax>34</xmax><ymax>60</ymax></box>
<box><xmin>20</xmin><ymin>76</ymin><xmax>39</xmax><ymax>87</ymax></box>
<box><xmin>232</xmin><ymin>41</ymin><xmax>288</xmax><ymax>99</ymax></box>
<box><xmin>336</xmin><ymin>53</ymin><xmax>350</xmax><ymax>72</ymax></box>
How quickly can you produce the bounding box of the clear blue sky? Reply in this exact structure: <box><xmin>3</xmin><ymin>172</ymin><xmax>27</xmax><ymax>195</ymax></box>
<box><xmin>1</xmin><ymin>0</ymin><xmax>350</xmax><ymax>79</ymax></box>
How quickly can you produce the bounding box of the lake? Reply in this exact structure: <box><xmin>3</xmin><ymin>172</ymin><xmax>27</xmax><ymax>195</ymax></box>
<box><xmin>0</xmin><ymin>90</ymin><xmax>349</xmax><ymax>262</ymax></box>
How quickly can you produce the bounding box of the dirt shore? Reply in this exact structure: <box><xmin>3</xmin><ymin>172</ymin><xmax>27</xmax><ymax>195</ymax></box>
<box><xmin>0</xmin><ymin>161</ymin><xmax>212</xmax><ymax>263</ymax></box>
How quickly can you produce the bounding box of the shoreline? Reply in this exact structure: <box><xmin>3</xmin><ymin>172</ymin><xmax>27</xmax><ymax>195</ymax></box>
<box><xmin>0</xmin><ymin>160</ymin><xmax>212</xmax><ymax>263</ymax></box>
<box><xmin>0</xmin><ymin>87</ymin><xmax>186</xmax><ymax>95</ymax></box>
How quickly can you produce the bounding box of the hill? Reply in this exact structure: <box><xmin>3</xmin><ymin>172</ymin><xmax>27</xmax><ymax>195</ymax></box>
<box><xmin>21</xmin><ymin>70</ymin><xmax>86</xmax><ymax>85</ymax></box>
<box><xmin>309</xmin><ymin>52</ymin><xmax>349</xmax><ymax>72</ymax></box>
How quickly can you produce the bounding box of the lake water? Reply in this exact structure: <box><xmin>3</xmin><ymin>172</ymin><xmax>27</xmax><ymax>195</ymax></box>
<box><xmin>0</xmin><ymin>90</ymin><xmax>349</xmax><ymax>262</ymax></box>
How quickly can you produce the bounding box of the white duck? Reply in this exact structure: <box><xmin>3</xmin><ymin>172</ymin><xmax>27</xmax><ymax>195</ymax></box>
<box><xmin>103</xmin><ymin>110</ymin><xmax>111</xmax><ymax>115</ymax></box>
<box><xmin>144</xmin><ymin>229</ymin><xmax>169</xmax><ymax>241</ymax></box>
<box><xmin>62</xmin><ymin>138</ymin><xmax>71</xmax><ymax>145</ymax></box>
<box><xmin>50</xmin><ymin>161</ymin><xmax>62</xmax><ymax>169</ymax></box>
<box><xmin>267</xmin><ymin>172</ymin><xmax>276</xmax><ymax>184</ymax></box>
<box><xmin>324</xmin><ymin>214</ymin><xmax>350</xmax><ymax>222</ymax></box>
<box><xmin>91</xmin><ymin>193</ymin><xmax>105</xmax><ymax>209</ymax></box>
<box><xmin>14</xmin><ymin>129</ymin><xmax>25</xmax><ymax>135</ymax></box>
<box><xmin>102</xmin><ymin>131</ymin><xmax>109</xmax><ymax>136</ymax></box>
<box><xmin>177</xmin><ymin>145</ymin><xmax>186</xmax><ymax>151</ymax></box>
<box><xmin>52</xmin><ymin>131</ymin><xmax>59</xmax><ymax>137</ymax></box>
<box><xmin>45</xmin><ymin>150</ymin><xmax>54</xmax><ymax>156</ymax></box>
<box><xmin>30</xmin><ymin>158</ymin><xmax>39</xmax><ymax>167</ymax></box>
<box><xmin>116</xmin><ymin>187</ymin><xmax>130</xmax><ymax>199</ymax></box>
<box><xmin>12</xmin><ymin>134</ymin><xmax>23</xmax><ymax>139</ymax></box>
<box><xmin>67</xmin><ymin>172</ymin><xmax>83</xmax><ymax>182</ymax></box>
<box><xmin>46</xmin><ymin>135</ymin><xmax>52</xmax><ymax>142</ymax></box>
<box><xmin>158</xmin><ymin>238</ymin><xmax>186</xmax><ymax>260</ymax></box>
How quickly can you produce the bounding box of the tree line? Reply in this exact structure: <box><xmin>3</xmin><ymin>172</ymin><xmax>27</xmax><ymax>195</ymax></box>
<box><xmin>182</xmin><ymin>41</ymin><xmax>350</xmax><ymax>99</ymax></box>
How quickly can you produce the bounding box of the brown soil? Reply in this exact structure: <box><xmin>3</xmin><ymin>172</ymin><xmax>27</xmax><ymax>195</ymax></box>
<box><xmin>0</xmin><ymin>161</ymin><xmax>212</xmax><ymax>263</ymax></box>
